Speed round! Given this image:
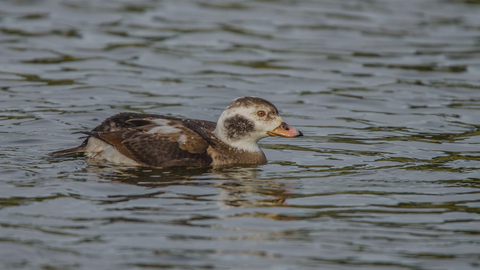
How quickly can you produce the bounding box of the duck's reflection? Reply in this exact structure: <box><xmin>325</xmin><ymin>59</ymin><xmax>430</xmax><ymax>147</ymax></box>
<box><xmin>213</xmin><ymin>166</ymin><xmax>288</xmax><ymax>207</ymax></box>
<box><xmin>83</xmin><ymin>162</ymin><xmax>290</xmax><ymax>207</ymax></box>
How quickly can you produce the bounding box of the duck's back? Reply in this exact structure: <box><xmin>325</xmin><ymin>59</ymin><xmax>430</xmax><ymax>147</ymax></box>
<box><xmin>52</xmin><ymin>113</ymin><xmax>217</xmax><ymax>168</ymax></box>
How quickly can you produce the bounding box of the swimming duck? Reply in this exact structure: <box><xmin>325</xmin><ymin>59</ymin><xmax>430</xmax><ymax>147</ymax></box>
<box><xmin>50</xmin><ymin>96</ymin><xmax>303</xmax><ymax>168</ymax></box>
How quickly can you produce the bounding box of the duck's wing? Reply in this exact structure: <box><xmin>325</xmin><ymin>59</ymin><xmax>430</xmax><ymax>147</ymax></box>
<box><xmin>92</xmin><ymin>114</ymin><xmax>216</xmax><ymax>168</ymax></box>
<box><xmin>91</xmin><ymin>112</ymin><xmax>215</xmax><ymax>132</ymax></box>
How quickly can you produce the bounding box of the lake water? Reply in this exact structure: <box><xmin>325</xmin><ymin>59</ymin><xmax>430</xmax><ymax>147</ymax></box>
<box><xmin>1</xmin><ymin>0</ymin><xmax>480</xmax><ymax>269</ymax></box>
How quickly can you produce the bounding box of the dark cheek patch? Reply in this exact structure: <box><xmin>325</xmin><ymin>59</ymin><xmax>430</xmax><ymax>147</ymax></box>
<box><xmin>224</xmin><ymin>115</ymin><xmax>255</xmax><ymax>141</ymax></box>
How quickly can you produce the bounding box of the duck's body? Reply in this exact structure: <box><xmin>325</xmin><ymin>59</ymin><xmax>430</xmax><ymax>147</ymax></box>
<box><xmin>50</xmin><ymin>97</ymin><xmax>302</xmax><ymax>168</ymax></box>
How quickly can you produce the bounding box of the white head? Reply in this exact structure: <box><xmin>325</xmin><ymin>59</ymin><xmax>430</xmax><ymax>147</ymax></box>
<box><xmin>213</xmin><ymin>97</ymin><xmax>302</xmax><ymax>152</ymax></box>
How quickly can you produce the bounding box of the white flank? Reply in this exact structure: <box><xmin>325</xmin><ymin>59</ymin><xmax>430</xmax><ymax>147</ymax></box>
<box><xmin>85</xmin><ymin>137</ymin><xmax>139</xmax><ymax>166</ymax></box>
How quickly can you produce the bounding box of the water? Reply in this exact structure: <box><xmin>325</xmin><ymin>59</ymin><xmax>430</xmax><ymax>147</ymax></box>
<box><xmin>1</xmin><ymin>0</ymin><xmax>480</xmax><ymax>269</ymax></box>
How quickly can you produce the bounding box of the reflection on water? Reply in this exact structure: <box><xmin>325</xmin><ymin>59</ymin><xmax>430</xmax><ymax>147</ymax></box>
<box><xmin>1</xmin><ymin>0</ymin><xmax>480</xmax><ymax>269</ymax></box>
<box><xmin>84</xmin><ymin>164</ymin><xmax>290</xmax><ymax>207</ymax></box>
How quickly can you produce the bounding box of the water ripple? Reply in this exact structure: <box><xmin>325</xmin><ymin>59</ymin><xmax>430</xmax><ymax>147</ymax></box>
<box><xmin>1</xmin><ymin>0</ymin><xmax>480</xmax><ymax>269</ymax></box>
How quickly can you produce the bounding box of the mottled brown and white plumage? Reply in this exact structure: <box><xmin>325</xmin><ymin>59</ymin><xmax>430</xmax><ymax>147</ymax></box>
<box><xmin>50</xmin><ymin>97</ymin><xmax>303</xmax><ymax>168</ymax></box>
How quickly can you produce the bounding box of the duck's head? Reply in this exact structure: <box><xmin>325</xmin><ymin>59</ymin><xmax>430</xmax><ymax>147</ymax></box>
<box><xmin>213</xmin><ymin>96</ymin><xmax>303</xmax><ymax>152</ymax></box>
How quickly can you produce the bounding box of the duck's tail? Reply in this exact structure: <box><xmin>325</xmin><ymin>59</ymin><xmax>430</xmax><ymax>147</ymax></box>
<box><xmin>48</xmin><ymin>145</ymin><xmax>85</xmax><ymax>156</ymax></box>
<box><xmin>48</xmin><ymin>132</ymin><xmax>91</xmax><ymax>156</ymax></box>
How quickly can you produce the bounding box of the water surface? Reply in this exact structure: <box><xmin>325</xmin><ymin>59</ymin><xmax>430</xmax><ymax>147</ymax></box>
<box><xmin>1</xmin><ymin>0</ymin><xmax>480</xmax><ymax>269</ymax></box>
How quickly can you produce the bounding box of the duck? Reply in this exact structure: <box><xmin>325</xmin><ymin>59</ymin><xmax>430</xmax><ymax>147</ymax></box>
<box><xmin>49</xmin><ymin>96</ymin><xmax>303</xmax><ymax>168</ymax></box>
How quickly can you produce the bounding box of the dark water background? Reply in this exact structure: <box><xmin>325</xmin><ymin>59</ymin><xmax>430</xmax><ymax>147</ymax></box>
<box><xmin>1</xmin><ymin>0</ymin><xmax>480</xmax><ymax>269</ymax></box>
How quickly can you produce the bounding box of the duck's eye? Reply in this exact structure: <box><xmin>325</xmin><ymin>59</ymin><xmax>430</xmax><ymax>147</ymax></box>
<box><xmin>257</xmin><ymin>110</ymin><xmax>266</xmax><ymax>117</ymax></box>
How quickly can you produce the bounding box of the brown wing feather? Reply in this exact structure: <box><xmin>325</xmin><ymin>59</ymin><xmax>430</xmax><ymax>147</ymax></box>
<box><xmin>52</xmin><ymin>112</ymin><xmax>217</xmax><ymax>168</ymax></box>
<box><xmin>96</xmin><ymin>131</ymin><xmax>137</xmax><ymax>160</ymax></box>
<box><xmin>93</xmin><ymin>115</ymin><xmax>216</xmax><ymax>168</ymax></box>
<box><xmin>92</xmin><ymin>112</ymin><xmax>216</xmax><ymax>133</ymax></box>
<box><xmin>98</xmin><ymin>131</ymin><xmax>212</xmax><ymax>168</ymax></box>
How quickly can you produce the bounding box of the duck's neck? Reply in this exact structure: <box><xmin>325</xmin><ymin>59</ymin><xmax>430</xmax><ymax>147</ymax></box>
<box><xmin>207</xmin><ymin>143</ymin><xmax>267</xmax><ymax>166</ymax></box>
<box><xmin>213</xmin><ymin>128</ymin><xmax>262</xmax><ymax>153</ymax></box>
